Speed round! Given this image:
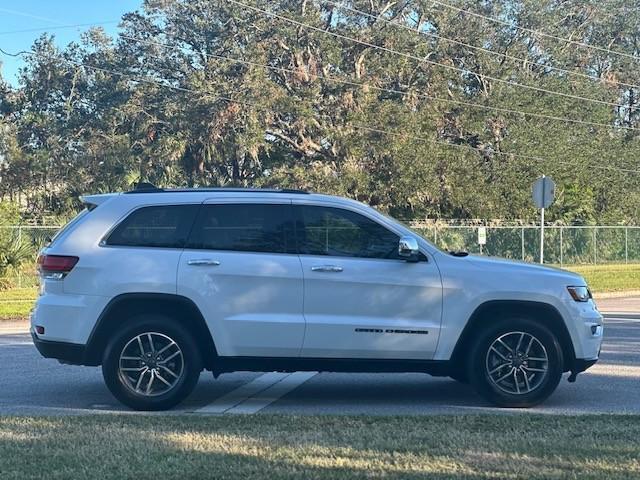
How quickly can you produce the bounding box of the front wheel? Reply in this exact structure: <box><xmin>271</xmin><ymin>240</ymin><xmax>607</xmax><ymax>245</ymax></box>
<box><xmin>468</xmin><ymin>318</ymin><xmax>563</xmax><ymax>408</ymax></box>
<box><xmin>102</xmin><ymin>315</ymin><xmax>202</xmax><ymax>411</ymax></box>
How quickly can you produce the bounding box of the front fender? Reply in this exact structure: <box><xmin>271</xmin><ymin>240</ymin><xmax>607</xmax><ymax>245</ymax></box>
<box><xmin>434</xmin><ymin>287</ymin><xmax>581</xmax><ymax>361</ymax></box>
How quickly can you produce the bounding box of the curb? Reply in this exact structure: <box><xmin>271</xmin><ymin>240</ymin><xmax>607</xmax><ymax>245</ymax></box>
<box><xmin>602</xmin><ymin>312</ymin><xmax>640</xmax><ymax>319</ymax></box>
<box><xmin>594</xmin><ymin>290</ymin><xmax>640</xmax><ymax>300</ymax></box>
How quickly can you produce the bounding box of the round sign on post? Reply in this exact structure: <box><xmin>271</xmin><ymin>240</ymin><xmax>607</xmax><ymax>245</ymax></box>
<box><xmin>532</xmin><ymin>176</ymin><xmax>556</xmax><ymax>209</ymax></box>
<box><xmin>532</xmin><ymin>176</ymin><xmax>555</xmax><ymax>264</ymax></box>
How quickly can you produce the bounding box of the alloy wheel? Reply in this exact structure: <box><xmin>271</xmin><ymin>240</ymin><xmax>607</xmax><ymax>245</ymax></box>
<box><xmin>485</xmin><ymin>331</ymin><xmax>549</xmax><ymax>395</ymax></box>
<box><xmin>118</xmin><ymin>332</ymin><xmax>184</xmax><ymax>397</ymax></box>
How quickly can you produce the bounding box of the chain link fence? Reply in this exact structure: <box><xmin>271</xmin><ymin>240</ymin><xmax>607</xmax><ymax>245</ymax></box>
<box><xmin>0</xmin><ymin>226</ymin><xmax>60</xmax><ymax>288</ymax></box>
<box><xmin>410</xmin><ymin>224</ymin><xmax>640</xmax><ymax>266</ymax></box>
<box><xmin>1</xmin><ymin>224</ymin><xmax>639</xmax><ymax>288</ymax></box>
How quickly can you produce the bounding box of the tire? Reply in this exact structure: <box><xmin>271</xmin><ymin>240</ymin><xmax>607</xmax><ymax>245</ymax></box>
<box><xmin>102</xmin><ymin>314</ymin><xmax>202</xmax><ymax>411</ymax></box>
<box><xmin>467</xmin><ymin>317</ymin><xmax>563</xmax><ymax>408</ymax></box>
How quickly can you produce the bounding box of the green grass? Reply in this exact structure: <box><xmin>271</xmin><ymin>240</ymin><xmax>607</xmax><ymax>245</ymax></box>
<box><xmin>0</xmin><ymin>287</ymin><xmax>37</xmax><ymax>301</ymax></box>
<box><xmin>0</xmin><ymin>288</ymin><xmax>36</xmax><ymax>320</ymax></box>
<box><xmin>0</xmin><ymin>415</ymin><xmax>639</xmax><ymax>479</ymax></box>
<box><xmin>567</xmin><ymin>264</ymin><xmax>640</xmax><ymax>293</ymax></box>
<box><xmin>0</xmin><ymin>302</ymin><xmax>32</xmax><ymax>320</ymax></box>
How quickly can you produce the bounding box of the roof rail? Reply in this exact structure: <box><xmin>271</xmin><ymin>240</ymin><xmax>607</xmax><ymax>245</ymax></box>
<box><xmin>130</xmin><ymin>182</ymin><xmax>164</xmax><ymax>193</ymax></box>
<box><xmin>124</xmin><ymin>184</ymin><xmax>309</xmax><ymax>195</ymax></box>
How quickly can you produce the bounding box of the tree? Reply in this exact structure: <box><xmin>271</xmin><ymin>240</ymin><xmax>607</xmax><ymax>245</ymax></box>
<box><xmin>1</xmin><ymin>0</ymin><xmax>639</xmax><ymax>224</ymax></box>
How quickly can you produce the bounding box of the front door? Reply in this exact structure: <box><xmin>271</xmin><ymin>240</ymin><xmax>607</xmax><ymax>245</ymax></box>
<box><xmin>178</xmin><ymin>200</ymin><xmax>304</xmax><ymax>357</ymax></box>
<box><xmin>295</xmin><ymin>204</ymin><xmax>442</xmax><ymax>360</ymax></box>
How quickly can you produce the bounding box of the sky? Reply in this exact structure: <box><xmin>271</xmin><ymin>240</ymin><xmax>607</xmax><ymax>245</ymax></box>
<box><xmin>0</xmin><ymin>0</ymin><xmax>142</xmax><ymax>86</ymax></box>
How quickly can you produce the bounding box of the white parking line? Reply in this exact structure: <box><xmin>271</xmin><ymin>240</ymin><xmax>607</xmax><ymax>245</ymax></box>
<box><xmin>604</xmin><ymin>317</ymin><xmax>640</xmax><ymax>323</ymax></box>
<box><xmin>0</xmin><ymin>335</ymin><xmax>32</xmax><ymax>346</ymax></box>
<box><xmin>196</xmin><ymin>372</ymin><xmax>289</xmax><ymax>414</ymax></box>
<box><xmin>226</xmin><ymin>371</ymin><xmax>317</xmax><ymax>414</ymax></box>
<box><xmin>0</xmin><ymin>328</ymin><xmax>30</xmax><ymax>335</ymax></box>
<box><xmin>196</xmin><ymin>371</ymin><xmax>317</xmax><ymax>414</ymax></box>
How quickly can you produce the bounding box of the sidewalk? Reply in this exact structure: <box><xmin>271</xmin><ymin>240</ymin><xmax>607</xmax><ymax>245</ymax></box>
<box><xmin>594</xmin><ymin>295</ymin><xmax>640</xmax><ymax>314</ymax></box>
<box><xmin>0</xmin><ymin>320</ymin><xmax>31</xmax><ymax>334</ymax></box>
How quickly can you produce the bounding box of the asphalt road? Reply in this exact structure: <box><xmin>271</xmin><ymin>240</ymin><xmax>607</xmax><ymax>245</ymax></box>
<box><xmin>0</xmin><ymin>315</ymin><xmax>638</xmax><ymax>416</ymax></box>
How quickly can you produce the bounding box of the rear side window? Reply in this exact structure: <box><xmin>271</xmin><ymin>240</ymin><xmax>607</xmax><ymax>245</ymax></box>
<box><xmin>49</xmin><ymin>208</ymin><xmax>91</xmax><ymax>247</ymax></box>
<box><xmin>186</xmin><ymin>204</ymin><xmax>295</xmax><ymax>254</ymax></box>
<box><xmin>106</xmin><ymin>205</ymin><xmax>199</xmax><ymax>248</ymax></box>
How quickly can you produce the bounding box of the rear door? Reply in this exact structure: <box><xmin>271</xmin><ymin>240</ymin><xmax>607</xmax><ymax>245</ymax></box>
<box><xmin>177</xmin><ymin>199</ymin><xmax>304</xmax><ymax>357</ymax></box>
<box><xmin>295</xmin><ymin>204</ymin><xmax>442</xmax><ymax>360</ymax></box>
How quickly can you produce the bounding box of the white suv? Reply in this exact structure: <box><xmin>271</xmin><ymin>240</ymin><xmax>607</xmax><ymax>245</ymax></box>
<box><xmin>32</xmin><ymin>185</ymin><xmax>603</xmax><ymax>410</ymax></box>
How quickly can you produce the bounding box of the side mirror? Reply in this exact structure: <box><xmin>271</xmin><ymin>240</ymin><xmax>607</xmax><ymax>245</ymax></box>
<box><xmin>398</xmin><ymin>236</ymin><xmax>420</xmax><ymax>262</ymax></box>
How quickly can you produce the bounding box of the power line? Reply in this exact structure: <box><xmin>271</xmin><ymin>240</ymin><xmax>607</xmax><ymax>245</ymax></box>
<box><xmin>351</xmin><ymin>124</ymin><xmax>640</xmax><ymax>175</ymax></box>
<box><xmin>323</xmin><ymin>0</ymin><xmax>640</xmax><ymax>91</ymax></box>
<box><xmin>116</xmin><ymin>32</ymin><xmax>639</xmax><ymax>131</ymax></box>
<box><xmin>227</xmin><ymin>0</ymin><xmax>629</xmax><ymax>110</ymax></box>
<box><xmin>431</xmin><ymin>0</ymin><xmax>640</xmax><ymax>63</ymax></box>
<box><xmin>0</xmin><ymin>7</ymin><xmax>66</xmax><ymax>25</ymax></box>
<box><xmin>2</xmin><ymin>46</ymin><xmax>639</xmax><ymax>177</ymax></box>
<box><xmin>0</xmin><ymin>6</ymin><xmax>634</xmax><ymax>129</ymax></box>
<box><xmin>0</xmin><ymin>21</ymin><xmax>119</xmax><ymax>36</ymax></box>
<box><xmin>2</xmin><ymin>3</ymin><xmax>635</xmax><ymax>93</ymax></box>
<box><xmin>0</xmin><ymin>47</ymin><xmax>28</xmax><ymax>58</ymax></box>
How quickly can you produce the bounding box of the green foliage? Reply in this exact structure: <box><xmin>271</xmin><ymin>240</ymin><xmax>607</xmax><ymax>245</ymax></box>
<box><xmin>0</xmin><ymin>202</ymin><xmax>34</xmax><ymax>284</ymax></box>
<box><xmin>0</xmin><ymin>1</ymin><xmax>639</xmax><ymax>223</ymax></box>
<box><xmin>0</xmin><ymin>201</ymin><xmax>19</xmax><ymax>225</ymax></box>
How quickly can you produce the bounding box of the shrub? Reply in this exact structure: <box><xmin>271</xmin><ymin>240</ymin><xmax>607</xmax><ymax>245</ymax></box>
<box><xmin>0</xmin><ymin>202</ymin><xmax>35</xmax><ymax>289</ymax></box>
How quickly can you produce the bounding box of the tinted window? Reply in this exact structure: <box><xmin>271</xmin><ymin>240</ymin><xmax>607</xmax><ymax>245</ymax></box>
<box><xmin>106</xmin><ymin>205</ymin><xmax>199</xmax><ymax>248</ymax></box>
<box><xmin>187</xmin><ymin>204</ymin><xmax>295</xmax><ymax>254</ymax></box>
<box><xmin>297</xmin><ymin>206</ymin><xmax>400</xmax><ymax>259</ymax></box>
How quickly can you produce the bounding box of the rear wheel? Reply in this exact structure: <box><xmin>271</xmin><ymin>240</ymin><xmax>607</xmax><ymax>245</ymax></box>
<box><xmin>102</xmin><ymin>315</ymin><xmax>202</xmax><ymax>411</ymax></box>
<box><xmin>468</xmin><ymin>318</ymin><xmax>563</xmax><ymax>407</ymax></box>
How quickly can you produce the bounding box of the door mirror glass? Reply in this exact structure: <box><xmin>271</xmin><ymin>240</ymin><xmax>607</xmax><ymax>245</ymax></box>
<box><xmin>398</xmin><ymin>236</ymin><xmax>419</xmax><ymax>261</ymax></box>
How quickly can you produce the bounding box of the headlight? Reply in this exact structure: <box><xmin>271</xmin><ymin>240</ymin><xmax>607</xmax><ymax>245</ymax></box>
<box><xmin>567</xmin><ymin>286</ymin><xmax>592</xmax><ymax>302</ymax></box>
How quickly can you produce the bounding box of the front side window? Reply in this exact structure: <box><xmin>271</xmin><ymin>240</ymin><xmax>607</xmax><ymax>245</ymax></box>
<box><xmin>297</xmin><ymin>205</ymin><xmax>401</xmax><ymax>259</ymax></box>
<box><xmin>106</xmin><ymin>205</ymin><xmax>199</xmax><ymax>248</ymax></box>
<box><xmin>186</xmin><ymin>203</ymin><xmax>295</xmax><ymax>254</ymax></box>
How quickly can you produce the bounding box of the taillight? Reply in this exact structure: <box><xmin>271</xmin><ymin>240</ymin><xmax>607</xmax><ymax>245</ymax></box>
<box><xmin>37</xmin><ymin>254</ymin><xmax>79</xmax><ymax>279</ymax></box>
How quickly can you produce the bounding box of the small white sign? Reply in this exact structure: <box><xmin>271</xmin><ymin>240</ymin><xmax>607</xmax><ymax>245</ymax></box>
<box><xmin>478</xmin><ymin>227</ymin><xmax>487</xmax><ymax>245</ymax></box>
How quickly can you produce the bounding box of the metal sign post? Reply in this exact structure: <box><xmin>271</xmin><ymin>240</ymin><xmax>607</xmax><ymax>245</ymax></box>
<box><xmin>540</xmin><ymin>206</ymin><xmax>545</xmax><ymax>264</ymax></box>
<box><xmin>532</xmin><ymin>175</ymin><xmax>555</xmax><ymax>264</ymax></box>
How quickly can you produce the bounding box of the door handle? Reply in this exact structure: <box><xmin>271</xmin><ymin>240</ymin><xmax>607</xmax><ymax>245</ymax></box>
<box><xmin>311</xmin><ymin>265</ymin><xmax>343</xmax><ymax>273</ymax></box>
<box><xmin>187</xmin><ymin>259</ymin><xmax>221</xmax><ymax>266</ymax></box>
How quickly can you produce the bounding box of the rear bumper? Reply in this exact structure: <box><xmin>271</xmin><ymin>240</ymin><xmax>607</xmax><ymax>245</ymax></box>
<box><xmin>31</xmin><ymin>292</ymin><xmax>110</xmax><ymax>345</ymax></box>
<box><xmin>31</xmin><ymin>330</ymin><xmax>87</xmax><ymax>365</ymax></box>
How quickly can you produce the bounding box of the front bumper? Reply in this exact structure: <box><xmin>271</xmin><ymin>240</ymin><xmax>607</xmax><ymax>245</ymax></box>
<box><xmin>31</xmin><ymin>330</ymin><xmax>87</xmax><ymax>365</ymax></box>
<box><xmin>567</xmin><ymin>356</ymin><xmax>599</xmax><ymax>382</ymax></box>
<box><xmin>569</xmin><ymin>299</ymin><xmax>604</xmax><ymax>361</ymax></box>
<box><xmin>572</xmin><ymin>358</ymin><xmax>598</xmax><ymax>374</ymax></box>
